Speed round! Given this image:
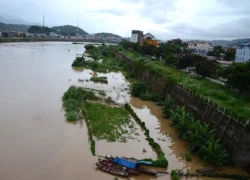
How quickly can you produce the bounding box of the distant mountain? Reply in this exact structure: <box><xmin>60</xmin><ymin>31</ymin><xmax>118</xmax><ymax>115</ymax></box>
<box><xmin>52</xmin><ymin>25</ymin><xmax>88</xmax><ymax>36</ymax></box>
<box><xmin>0</xmin><ymin>22</ymin><xmax>30</xmax><ymax>31</ymax></box>
<box><xmin>187</xmin><ymin>38</ymin><xmax>250</xmax><ymax>47</ymax></box>
<box><xmin>94</xmin><ymin>32</ymin><xmax>122</xmax><ymax>38</ymax></box>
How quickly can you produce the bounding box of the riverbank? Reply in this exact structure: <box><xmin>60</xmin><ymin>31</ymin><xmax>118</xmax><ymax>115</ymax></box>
<box><xmin>0</xmin><ymin>37</ymin><xmax>119</xmax><ymax>44</ymax></box>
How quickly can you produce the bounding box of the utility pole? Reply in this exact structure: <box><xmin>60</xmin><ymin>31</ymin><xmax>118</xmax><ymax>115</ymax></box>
<box><xmin>43</xmin><ymin>12</ymin><xmax>45</xmax><ymax>27</ymax></box>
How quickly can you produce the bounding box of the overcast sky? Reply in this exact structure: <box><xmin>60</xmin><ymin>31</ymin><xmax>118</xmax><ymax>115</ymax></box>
<box><xmin>1</xmin><ymin>0</ymin><xmax>250</xmax><ymax>40</ymax></box>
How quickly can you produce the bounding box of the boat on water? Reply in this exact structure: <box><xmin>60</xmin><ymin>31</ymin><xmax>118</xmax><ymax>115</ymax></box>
<box><xmin>99</xmin><ymin>158</ymin><xmax>139</xmax><ymax>175</ymax></box>
<box><xmin>109</xmin><ymin>157</ymin><xmax>168</xmax><ymax>177</ymax></box>
<box><xmin>96</xmin><ymin>162</ymin><xmax>131</xmax><ymax>177</ymax></box>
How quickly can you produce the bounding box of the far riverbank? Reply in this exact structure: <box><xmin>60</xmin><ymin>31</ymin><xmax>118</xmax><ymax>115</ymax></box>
<box><xmin>0</xmin><ymin>37</ymin><xmax>119</xmax><ymax>44</ymax></box>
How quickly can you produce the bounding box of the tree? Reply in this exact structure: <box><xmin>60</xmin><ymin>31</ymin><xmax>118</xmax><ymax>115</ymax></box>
<box><xmin>225</xmin><ymin>61</ymin><xmax>250</xmax><ymax>93</ymax></box>
<box><xmin>2</xmin><ymin>32</ymin><xmax>9</xmax><ymax>37</ymax></box>
<box><xmin>211</xmin><ymin>46</ymin><xmax>225</xmax><ymax>58</ymax></box>
<box><xmin>195</xmin><ymin>58</ymin><xmax>217</xmax><ymax>78</ymax></box>
<box><xmin>224</xmin><ymin>48</ymin><xmax>236</xmax><ymax>61</ymax></box>
<box><xmin>141</xmin><ymin>42</ymin><xmax>156</xmax><ymax>55</ymax></box>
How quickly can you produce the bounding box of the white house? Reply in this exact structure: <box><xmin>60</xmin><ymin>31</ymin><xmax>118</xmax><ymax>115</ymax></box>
<box><xmin>130</xmin><ymin>30</ymin><xmax>143</xmax><ymax>43</ymax></box>
<box><xmin>188</xmin><ymin>41</ymin><xmax>213</xmax><ymax>56</ymax></box>
<box><xmin>143</xmin><ymin>33</ymin><xmax>154</xmax><ymax>40</ymax></box>
<box><xmin>235</xmin><ymin>43</ymin><xmax>250</xmax><ymax>63</ymax></box>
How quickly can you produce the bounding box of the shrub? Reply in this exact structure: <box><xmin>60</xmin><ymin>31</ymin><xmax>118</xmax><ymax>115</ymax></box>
<box><xmin>66</xmin><ymin>111</ymin><xmax>78</xmax><ymax>121</ymax></box>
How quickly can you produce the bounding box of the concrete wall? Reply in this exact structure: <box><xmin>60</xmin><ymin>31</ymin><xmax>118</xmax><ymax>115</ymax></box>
<box><xmin>115</xmin><ymin>51</ymin><xmax>250</xmax><ymax>167</ymax></box>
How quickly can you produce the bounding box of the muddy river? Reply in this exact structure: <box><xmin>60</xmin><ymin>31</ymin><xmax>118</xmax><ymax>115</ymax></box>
<box><xmin>0</xmin><ymin>42</ymin><xmax>248</xmax><ymax>180</ymax></box>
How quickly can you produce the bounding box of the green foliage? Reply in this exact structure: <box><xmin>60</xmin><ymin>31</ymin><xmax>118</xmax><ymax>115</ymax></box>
<box><xmin>119</xmin><ymin>49</ymin><xmax>250</xmax><ymax>120</ymax></box>
<box><xmin>72</xmin><ymin>56</ymin><xmax>86</xmax><ymax>67</ymax></box>
<box><xmin>90</xmin><ymin>76</ymin><xmax>108</xmax><ymax>83</ymax></box>
<box><xmin>163</xmin><ymin>95</ymin><xmax>174</xmax><ymax>118</ymax></box>
<box><xmin>225</xmin><ymin>61</ymin><xmax>250</xmax><ymax>93</ymax></box>
<box><xmin>52</xmin><ymin>25</ymin><xmax>88</xmax><ymax>36</ymax></box>
<box><xmin>177</xmin><ymin>54</ymin><xmax>201</xmax><ymax>69</ymax></box>
<box><xmin>171</xmin><ymin>170</ymin><xmax>180</xmax><ymax>180</ymax></box>
<box><xmin>65</xmin><ymin>111</ymin><xmax>78</xmax><ymax>121</ymax></box>
<box><xmin>170</xmin><ymin>106</ymin><xmax>228</xmax><ymax>166</ymax></box>
<box><xmin>141</xmin><ymin>42</ymin><xmax>157</xmax><ymax>55</ymax></box>
<box><xmin>90</xmin><ymin>139</ymin><xmax>96</xmax><ymax>156</ymax></box>
<box><xmin>181</xmin><ymin>153</ymin><xmax>192</xmax><ymax>161</ymax></box>
<box><xmin>201</xmin><ymin>172</ymin><xmax>249</xmax><ymax>180</ymax></box>
<box><xmin>211</xmin><ymin>46</ymin><xmax>226</xmax><ymax>58</ymax></box>
<box><xmin>83</xmin><ymin>102</ymin><xmax>135</xmax><ymax>142</ymax></box>
<box><xmin>84</xmin><ymin>44</ymin><xmax>95</xmax><ymax>50</ymax></box>
<box><xmin>27</xmin><ymin>25</ymin><xmax>53</xmax><ymax>35</ymax></box>
<box><xmin>131</xmin><ymin>82</ymin><xmax>148</xmax><ymax>97</ymax></box>
<box><xmin>195</xmin><ymin>58</ymin><xmax>217</xmax><ymax>78</ymax></box>
<box><xmin>165</xmin><ymin>53</ymin><xmax>179</xmax><ymax>67</ymax></box>
<box><xmin>62</xmin><ymin>86</ymin><xmax>98</xmax><ymax>122</ymax></box>
<box><xmin>224</xmin><ymin>48</ymin><xmax>236</xmax><ymax>61</ymax></box>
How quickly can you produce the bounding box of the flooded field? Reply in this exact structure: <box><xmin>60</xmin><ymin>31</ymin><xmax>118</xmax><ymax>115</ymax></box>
<box><xmin>0</xmin><ymin>42</ymin><xmax>248</xmax><ymax>180</ymax></box>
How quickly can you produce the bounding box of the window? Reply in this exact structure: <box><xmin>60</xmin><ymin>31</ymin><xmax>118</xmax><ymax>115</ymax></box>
<box><xmin>243</xmin><ymin>51</ymin><xmax>245</xmax><ymax>56</ymax></box>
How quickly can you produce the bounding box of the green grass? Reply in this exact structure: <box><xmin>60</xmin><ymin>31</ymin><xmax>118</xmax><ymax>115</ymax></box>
<box><xmin>90</xmin><ymin>76</ymin><xmax>108</xmax><ymax>83</ymax></box>
<box><xmin>82</xmin><ymin>102</ymin><xmax>136</xmax><ymax>142</ymax></box>
<box><xmin>62</xmin><ymin>86</ymin><xmax>99</xmax><ymax>122</ymax></box>
<box><xmin>120</xmin><ymin>49</ymin><xmax>250</xmax><ymax>121</ymax></box>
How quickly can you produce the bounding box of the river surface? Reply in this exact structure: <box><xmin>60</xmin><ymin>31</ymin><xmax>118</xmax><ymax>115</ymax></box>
<box><xmin>0</xmin><ymin>42</ymin><xmax>248</xmax><ymax>180</ymax></box>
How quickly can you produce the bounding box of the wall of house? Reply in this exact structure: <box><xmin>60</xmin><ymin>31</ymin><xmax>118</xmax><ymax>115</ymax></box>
<box><xmin>130</xmin><ymin>33</ymin><xmax>138</xmax><ymax>43</ymax></box>
<box><xmin>143</xmin><ymin>39</ymin><xmax>158</xmax><ymax>46</ymax></box>
<box><xmin>235</xmin><ymin>47</ymin><xmax>250</xmax><ymax>62</ymax></box>
<box><xmin>115</xmin><ymin>51</ymin><xmax>250</xmax><ymax>167</ymax></box>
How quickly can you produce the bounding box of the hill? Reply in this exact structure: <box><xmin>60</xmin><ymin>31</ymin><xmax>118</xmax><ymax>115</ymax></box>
<box><xmin>52</xmin><ymin>25</ymin><xmax>88</xmax><ymax>36</ymax></box>
<box><xmin>209</xmin><ymin>38</ymin><xmax>250</xmax><ymax>47</ymax></box>
<box><xmin>27</xmin><ymin>25</ymin><xmax>53</xmax><ymax>35</ymax></box>
<box><xmin>0</xmin><ymin>22</ymin><xmax>30</xmax><ymax>31</ymax></box>
<box><xmin>94</xmin><ymin>32</ymin><xmax>122</xmax><ymax>38</ymax></box>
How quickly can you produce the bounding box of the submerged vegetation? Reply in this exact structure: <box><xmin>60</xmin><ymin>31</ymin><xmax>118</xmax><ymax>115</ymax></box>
<box><xmin>62</xmin><ymin>86</ymin><xmax>98</xmax><ymax>121</ymax></box>
<box><xmin>131</xmin><ymin>81</ymin><xmax>161</xmax><ymax>102</ymax></box>
<box><xmin>82</xmin><ymin>102</ymin><xmax>137</xmax><ymax>142</ymax></box>
<box><xmin>72</xmin><ymin>44</ymin><xmax>122</xmax><ymax>73</ymax></box>
<box><xmin>90</xmin><ymin>76</ymin><xmax>108</xmax><ymax>83</ymax></box>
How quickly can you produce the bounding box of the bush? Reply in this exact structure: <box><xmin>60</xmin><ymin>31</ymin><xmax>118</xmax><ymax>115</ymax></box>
<box><xmin>72</xmin><ymin>56</ymin><xmax>86</xmax><ymax>67</ymax></box>
<box><xmin>195</xmin><ymin>58</ymin><xmax>217</xmax><ymax>78</ymax></box>
<box><xmin>66</xmin><ymin>111</ymin><xmax>78</xmax><ymax>121</ymax></box>
<box><xmin>131</xmin><ymin>82</ymin><xmax>148</xmax><ymax>97</ymax></box>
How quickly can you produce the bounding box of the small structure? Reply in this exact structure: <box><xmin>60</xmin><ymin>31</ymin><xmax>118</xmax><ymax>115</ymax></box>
<box><xmin>235</xmin><ymin>43</ymin><xmax>250</xmax><ymax>63</ymax></box>
<box><xmin>142</xmin><ymin>33</ymin><xmax>158</xmax><ymax>46</ymax></box>
<box><xmin>188</xmin><ymin>41</ymin><xmax>213</xmax><ymax>56</ymax></box>
<box><xmin>130</xmin><ymin>30</ymin><xmax>143</xmax><ymax>43</ymax></box>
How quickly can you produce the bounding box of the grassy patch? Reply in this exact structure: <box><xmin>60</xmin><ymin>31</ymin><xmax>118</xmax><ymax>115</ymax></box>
<box><xmin>90</xmin><ymin>76</ymin><xmax>108</xmax><ymax>83</ymax></box>
<box><xmin>119</xmin><ymin>49</ymin><xmax>250</xmax><ymax>121</ymax></box>
<box><xmin>62</xmin><ymin>86</ymin><xmax>99</xmax><ymax>122</ymax></box>
<box><xmin>82</xmin><ymin>102</ymin><xmax>136</xmax><ymax>142</ymax></box>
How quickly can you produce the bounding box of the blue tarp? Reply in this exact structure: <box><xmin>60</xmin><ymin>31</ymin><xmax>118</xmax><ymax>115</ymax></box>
<box><xmin>114</xmin><ymin>157</ymin><xmax>137</xmax><ymax>169</ymax></box>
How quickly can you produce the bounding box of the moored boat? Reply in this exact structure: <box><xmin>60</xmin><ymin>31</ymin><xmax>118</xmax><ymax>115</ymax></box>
<box><xmin>96</xmin><ymin>162</ymin><xmax>130</xmax><ymax>177</ymax></box>
<box><xmin>99</xmin><ymin>158</ymin><xmax>139</xmax><ymax>175</ymax></box>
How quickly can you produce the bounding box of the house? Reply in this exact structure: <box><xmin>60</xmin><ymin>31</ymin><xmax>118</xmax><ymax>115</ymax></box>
<box><xmin>142</xmin><ymin>33</ymin><xmax>158</xmax><ymax>46</ymax></box>
<box><xmin>188</xmin><ymin>41</ymin><xmax>213</xmax><ymax>56</ymax></box>
<box><xmin>235</xmin><ymin>43</ymin><xmax>250</xmax><ymax>63</ymax></box>
<box><xmin>130</xmin><ymin>30</ymin><xmax>143</xmax><ymax>43</ymax></box>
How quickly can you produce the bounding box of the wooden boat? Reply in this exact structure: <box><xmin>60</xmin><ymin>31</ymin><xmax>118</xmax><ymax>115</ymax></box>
<box><xmin>96</xmin><ymin>162</ymin><xmax>130</xmax><ymax>177</ymax></box>
<box><xmin>99</xmin><ymin>158</ymin><xmax>139</xmax><ymax>175</ymax></box>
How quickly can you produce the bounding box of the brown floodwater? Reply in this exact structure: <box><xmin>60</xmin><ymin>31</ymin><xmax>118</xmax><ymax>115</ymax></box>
<box><xmin>0</xmin><ymin>42</ymin><xmax>248</xmax><ymax>180</ymax></box>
